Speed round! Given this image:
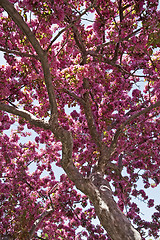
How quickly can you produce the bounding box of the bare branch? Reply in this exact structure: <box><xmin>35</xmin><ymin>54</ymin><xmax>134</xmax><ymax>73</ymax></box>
<box><xmin>28</xmin><ymin>209</ymin><xmax>53</xmax><ymax>240</ymax></box>
<box><xmin>119</xmin><ymin>0</ymin><xmax>124</xmax><ymax>22</ymax></box>
<box><xmin>0</xmin><ymin>103</ymin><xmax>50</xmax><ymax>130</ymax></box>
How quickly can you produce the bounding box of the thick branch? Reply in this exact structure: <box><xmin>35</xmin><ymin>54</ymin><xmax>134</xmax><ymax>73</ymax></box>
<box><xmin>40</xmin><ymin>53</ymin><xmax>58</xmax><ymax>118</ymax></box>
<box><xmin>0</xmin><ymin>105</ymin><xmax>88</xmax><ymax>227</ymax></box>
<box><xmin>83</xmin><ymin>102</ymin><xmax>103</xmax><ymax>149</ymax></box>
<box><xmin>0</xmin><ymin>103</ymin><xmax>50</xmax><ymax>130</ymax></box>
<box><xmin>50</xmin><ymin>125</ymin><xmax>88</xmax><ymax>192</ymax></box>
<box><xmin>72</xmin><ymin>171</ymin><xmax>142</xmax><ymax>240</ymax></box>
<box><xmin>81</xmin><ymin>77</ymin><xmax>103</xmax><ymax>149</ymax></box>
<box><xmin>0</xmin><ymin>102</ymin><xmax>86</xmax><ymax>194</ymax></box>
<box><xmin>0</xmin><ymin>0</ymin><xmax>87</xmax><ymax>194</ymax></box>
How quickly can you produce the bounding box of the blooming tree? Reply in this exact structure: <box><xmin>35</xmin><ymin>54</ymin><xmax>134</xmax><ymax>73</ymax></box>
<box><xmin>0</xmin><ymin>0</ymin><xmax>160</xmax><ymax>239</ymax></box>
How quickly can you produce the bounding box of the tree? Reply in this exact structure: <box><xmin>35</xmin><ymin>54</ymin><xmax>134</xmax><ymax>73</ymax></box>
<box><xmin>0</xmin><ymin>0</ymin><xmax>159</xmax><ymax>239</ymax></box>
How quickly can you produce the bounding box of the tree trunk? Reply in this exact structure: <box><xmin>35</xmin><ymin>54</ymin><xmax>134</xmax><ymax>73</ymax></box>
<box><xmin>73</xmin><ymin>172</ymin><xmax>142</xmax><ymax>240</ymax></box>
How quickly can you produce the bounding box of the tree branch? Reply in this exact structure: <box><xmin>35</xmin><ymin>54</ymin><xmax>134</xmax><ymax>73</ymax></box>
<box><xmin>0</xmin><ymin>0</ymin><xmax>44</xmax><ymax>58</ymax></box>
<box><xmin>0</xmin><ymin>47</ymin><xmax>39</xmax><ymax>59</ymax></box>
<box><xmin>119</xmin><ymin>0</ymin><xmax>124</xmax><ymax>23</ymax></box>
<box><xmin>63</xmin><ymin>88</ymin><xmax>84</xmax><ymax>104</ymax></box>
<box><xmin>87</xmin><ymin>28</ymin><xmax>142</xmax><ymax>56</ymax></box>
<box><xmin>109</xmin><ymin>100</ymin><xmax>160</xmax><ymax>155</ymax></box>
<box><xmin>28</xmin><ymin>209</ymin><xmax>53</xmax><ymax>240</ymax></box>
<box><xmin>83</xmin><ymin>97</ymin><xmax>103</xmax><ymax>149</ymax></box>
<box><xmin>46</xmin><ymin>23</ymin><xmax>73</xmax><ymax>52</ymax></box>
<box><xmin>66</xmin><ymin>12</ymin><xmax>104</xmax><ymax>149</ymax></box>
<box><xmin>90</xmin><ymin>0</ymin><xmax>105</xmax><ymax>45</ymax></box>
<box><xmin>0</xmin><ymin>103</ymin><xmax>50</xmax><ymax>130</ymax></box>
<box><xmin>79</xmin><ymin>77</ymin><xmax>103</xmax><ymax>153</ymax></box>
<box><xmin>66</xmin><ymin>15</ymin><xmax>103</xmax><ymax>150</ymax></box>
<box><xmin>0</xmin><ymin>102</ymin><xmax>88</xmax><ymax>195</ymax></box>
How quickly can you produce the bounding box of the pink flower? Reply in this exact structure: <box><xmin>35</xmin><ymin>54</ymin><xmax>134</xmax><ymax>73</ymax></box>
<box><xmin>132</xmin><ymin>89</ymin><xmax>141</xmax><ymax>98</ymax></box>
<box><xmin>148</xmin><ymin>199</ymin><xmax>154</xmax><ymax>208</ymax></box>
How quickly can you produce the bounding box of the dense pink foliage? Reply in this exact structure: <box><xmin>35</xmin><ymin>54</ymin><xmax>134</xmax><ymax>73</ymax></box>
<box><xmin>0</xmin><ymin>0</ymin><xmax>160</xmax><ymax>239</ymax></box>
